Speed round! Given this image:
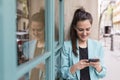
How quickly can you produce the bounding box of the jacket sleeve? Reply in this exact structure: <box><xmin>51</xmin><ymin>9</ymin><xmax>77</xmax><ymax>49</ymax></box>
<box><xmin>23</xmin><ymin>42</ymin><xmax>29</xmax><ymax>59</ymax></box>
<box><xmin>61</xmin><ymin>42</ymin><xmax>77</xmax><ymax>80</ymax></box>
<box><xmin>95</xmin><ymin>43</ymin><xmax>107</xmax><ymax>78</ymax></box>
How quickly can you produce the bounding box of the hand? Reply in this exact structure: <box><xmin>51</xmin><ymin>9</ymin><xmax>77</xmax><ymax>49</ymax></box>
<box><xmin>36</xmin><ymin>63</ymin><xmax>45</xmax><ymax>72</ymax></box>
<box><xmin>89</xmin><ymin>61</ymin><xmax>102</xmax><ymax>72</ymax></box>
<box><xmin>75</xmin><ymin>59</ymin><xmax>90</xmax><ymax>70</ymax></box>
<box><xmin>70</xmin><ymin>59</ymin><xmax>89</xmax><ymax>74</ymax></box>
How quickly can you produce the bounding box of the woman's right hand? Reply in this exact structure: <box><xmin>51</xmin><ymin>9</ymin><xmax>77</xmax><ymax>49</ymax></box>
<box><xmin>36</xmin><ymin>63</ymin><xmax>45</xmax><ymax>72</ymax></box>
<box><xmin>75</xmin><ymin>59</ymin><xmax>89</xmax><ymax>70</ymax></box>
<box><xmin>70</xmin><ymin>59</ymin><xmax>89</xmax><ymax>74</ymax></box>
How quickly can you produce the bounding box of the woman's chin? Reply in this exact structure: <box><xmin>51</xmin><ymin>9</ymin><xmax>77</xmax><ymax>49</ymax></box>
<box><xmin>81</xmin><ymin>38</ymin><xmax>88</xmax><ymax>42</ymax></box>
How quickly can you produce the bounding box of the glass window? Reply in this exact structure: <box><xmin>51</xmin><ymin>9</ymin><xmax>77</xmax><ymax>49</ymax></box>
<box><xmin>55</xmin><ymin>0</ymin><xmax>59</xmax><ymax>43</ymax></box>
<box><xmin>17</xmin><ymin>0</ymin><xmax>46</xmax><ymax>80</ymax></box>
<box><xmin>16</xmin><ymin>0</ymin><xmax>46</xmax><ymax>64</ymax></box>
<box><xmin>17</xmin><ymin>0</ymin><xmax>30</xmax><ymax>65</ymax></box>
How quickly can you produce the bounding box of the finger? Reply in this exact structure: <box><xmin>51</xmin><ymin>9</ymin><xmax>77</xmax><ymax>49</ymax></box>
<box><xmin>90</xmin><ymin>62</ymin><xmax>99</xmax><ymax>64</ymax></box>
<box><xmin>81</xmin><ymin>62</ymin><xmax>89</xmax><ymax>66</ymax></box>
<box><xmin>81</xmin><ymin>59</ymin><xmax>89</xmax><ymax>63</ymax></box>
<box><xmin>82</xmin><ymin>59</ymin><xmax>89</xmax><ymax>61</ymax></box>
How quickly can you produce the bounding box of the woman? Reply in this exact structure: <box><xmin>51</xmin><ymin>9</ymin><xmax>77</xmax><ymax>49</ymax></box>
<box><xmin>61</xmin><ymin>7</ymin><xmax>106</xmax><ymax>80</ymax></box>
<box><xmin>23</xmin><ymin>8</ymin><xmax>45</xmax><ymax>80</ymax></box>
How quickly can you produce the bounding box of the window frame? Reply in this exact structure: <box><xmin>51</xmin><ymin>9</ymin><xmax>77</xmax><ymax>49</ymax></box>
<box><xmin>0</xmin><ymin>0</ymin><xmax>64</xmax><ymax>80</ymax></box>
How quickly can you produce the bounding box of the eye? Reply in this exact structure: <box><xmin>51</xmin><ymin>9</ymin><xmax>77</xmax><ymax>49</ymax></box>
<box><xmin>78</xmin><ymin>29</ymin><xmax>84</xmax><ymax>31</ymax></box>
<box><xmin>76</xmin><ymin>27</ymin><xmax>84</xmax><ymax>32</ymax></box>
<box><xmin>86</xmin><ymin>28</ymin><xmax>91</xmax><ymax>31</ymax></box>
<box><xmin>76</xmin><ymin>27</ymin><xmax>91</xmax><ymax>32</ymax></box>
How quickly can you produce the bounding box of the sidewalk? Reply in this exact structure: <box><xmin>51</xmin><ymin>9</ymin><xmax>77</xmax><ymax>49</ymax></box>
<box><xmin>100</xmin><ymin>35</ymin><xmax>120</xmax><ymax>80</ymax></box>
<box><xmin>102</xmin><ymin>35</ymin><xmax>120</xmax><ymax>57</ymax></box>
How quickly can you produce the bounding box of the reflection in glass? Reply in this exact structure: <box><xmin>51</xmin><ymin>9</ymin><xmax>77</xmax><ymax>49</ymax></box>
<box><xmin>16</xmin><ymin>0</ymin><xmax>29</xmax><ymax>65</ymax></box>
<box><xmin>55</xmin><ymin>0</ymin><xmax>61</xmax><ymax>80</ymax></box>
<box><xmin>30</xmin><ymin>62</ymin><xmax>46</xmax><ymax>80</ymax></box>
<box><xmin>18</xmin><ymin>72</ymin><xmax>29</xmax><ymax>80</ymax></box>
<box><xmin>17</xmin><ymin>0</ymin><xmax>46</xmax><ymax>80</ymax></box>
<box><xmin>55</xmin><ymin>0</ymin><xmax>59</xmax><ymax>42</ymax></box>
<box><xmin>22</xmin><ymin>8</ymin><xmax>45</xmax><ymax>80</ymax></box>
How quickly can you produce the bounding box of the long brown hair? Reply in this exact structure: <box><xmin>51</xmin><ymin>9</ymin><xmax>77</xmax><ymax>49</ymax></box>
<box><xmin>70</xmin><ymin>7</ymin><xmax>93</xmax><ymax>56</ymax></box>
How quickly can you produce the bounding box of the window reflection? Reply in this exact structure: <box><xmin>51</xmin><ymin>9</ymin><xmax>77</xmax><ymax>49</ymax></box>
<box><xmin>18</xmin><ymin>72</ymin><xmax>29</xmax><ymax>80</ymax></box>
<box><xmin>22</xmin><ymin>8</ymin><xmax>45</xmax><ymax>80</ymax></box>
<box><xmin>17</xmin><ymin>0</ymin><xmax>29</xmax><ymax>65</ymax></box>
<box><xmin>17</xmin><ymin>0</ymin><xmax>46</xmax><ymax>80</ymax></box>
<box><xmin>55</xmin><ymin>0</ymin><xmax>59</xmax><ymax>42</ymax></box>
<box><xmin>23</xmin><ymin>9</ymin><xmax>45</xmax><ymax>60</ymax></box>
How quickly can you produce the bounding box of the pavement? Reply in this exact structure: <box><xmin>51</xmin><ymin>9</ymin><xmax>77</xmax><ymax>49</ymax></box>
<box><xmin>100</xmin><ymin>35</ymin><xmax>120</xmax><ymax>80</ymax></box>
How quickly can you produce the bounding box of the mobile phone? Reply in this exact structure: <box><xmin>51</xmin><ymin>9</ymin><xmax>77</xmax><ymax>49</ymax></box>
<box><xmin>88</xmin><ymin>58</ymin><xmax>99</xmax><ymax>62</ymax></box>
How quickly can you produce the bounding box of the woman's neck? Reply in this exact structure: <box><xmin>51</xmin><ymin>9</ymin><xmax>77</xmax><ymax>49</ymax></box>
<box><xmin>78</xmin><ymin>40</ymin><xmax>87</xmax><ymax>48</ymax></box>
<box><xmin>37</xmin><ymin>40</ymin><xmax>45</xmax><ymax>48</ymax></box>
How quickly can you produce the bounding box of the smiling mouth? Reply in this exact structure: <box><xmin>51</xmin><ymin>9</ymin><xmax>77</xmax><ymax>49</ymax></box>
<box><xmin>81</xmin><ymin>36</ymin><xmax>87</xmax><ymax>38</ymax></box>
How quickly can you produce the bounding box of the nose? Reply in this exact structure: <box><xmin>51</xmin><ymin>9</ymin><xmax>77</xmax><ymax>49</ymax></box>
<box><xmin>83</xmin><ymin>30</ymin><xmax>87</xmax><ymax>35</ymax></box>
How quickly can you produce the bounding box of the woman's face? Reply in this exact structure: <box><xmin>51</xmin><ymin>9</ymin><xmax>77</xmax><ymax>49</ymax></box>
<box><xmin>75</xmin><ymin>20</ymin><xmax>91</xmax><ymax>42</ymax></box>
<box><xmin>31</xmin><ymin>21</ymin><xmax>44</xmax><ymax>40</ymax></box>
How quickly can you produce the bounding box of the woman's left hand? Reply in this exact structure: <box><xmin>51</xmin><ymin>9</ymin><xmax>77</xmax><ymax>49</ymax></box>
<box><xmin>89</xmin><ymin>61</ymin><xmax>102</xmax><ymax>72</ymax></box>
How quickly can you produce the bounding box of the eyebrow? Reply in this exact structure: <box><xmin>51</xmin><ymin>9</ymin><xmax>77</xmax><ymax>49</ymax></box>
<box><xmin>76</xmin><ymin>27</ymin><xmax>91</xmax><ymax>30</ymax></box>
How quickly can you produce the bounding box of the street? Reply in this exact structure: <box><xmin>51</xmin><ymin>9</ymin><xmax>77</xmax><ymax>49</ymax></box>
<box><xmin>100</xmin><ymin>35</ymin><xmax>120</xmax><ymax>80</ymax></box>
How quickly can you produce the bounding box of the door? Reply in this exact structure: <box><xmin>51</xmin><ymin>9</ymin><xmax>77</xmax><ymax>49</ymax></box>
<box><xmin>0</xmin><ymin>0</ymin><xmax>64</xmax><ymax>80</ymax></box>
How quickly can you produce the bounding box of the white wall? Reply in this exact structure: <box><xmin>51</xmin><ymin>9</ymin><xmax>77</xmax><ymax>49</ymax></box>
<box><xmin>64</xmin><ymin>0</ymin><xmax>99</xmax><ymax>40</ymax></box>
<box><xmin>30</xmin><ymin>0</ymin><xmax>99</xmax><ymax>40</ymax></box>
